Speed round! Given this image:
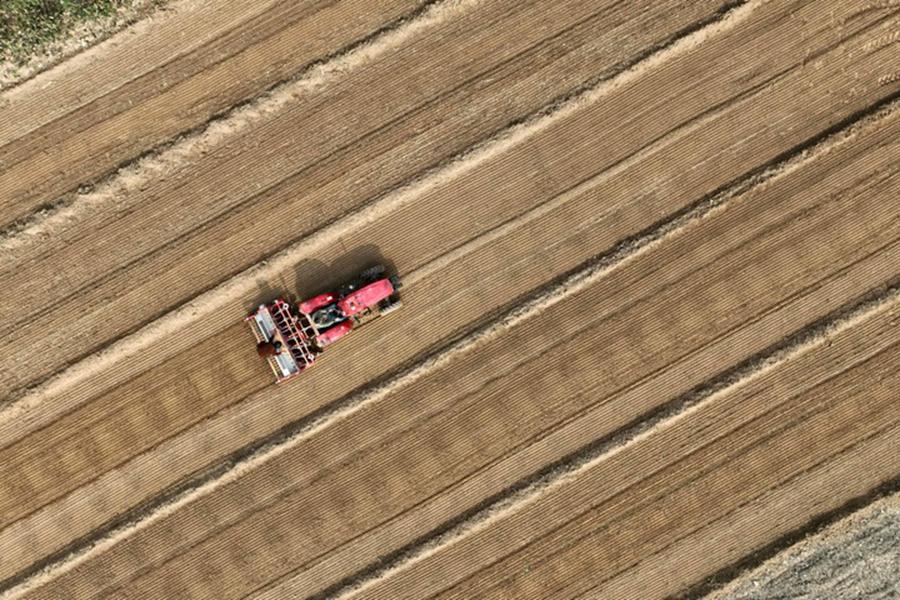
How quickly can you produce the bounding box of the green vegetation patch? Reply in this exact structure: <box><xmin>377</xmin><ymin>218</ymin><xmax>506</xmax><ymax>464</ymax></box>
<box><xmin>0</xmin><ymin>0</ymin><xmax>131</xmax><ymax>65</ymax></box>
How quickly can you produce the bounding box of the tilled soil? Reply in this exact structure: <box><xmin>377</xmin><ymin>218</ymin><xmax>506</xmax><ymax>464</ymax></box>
<box><xmin>1</xmin><ymin>0</ymin><xmax>899</xmax><ymax>598</ymax></box>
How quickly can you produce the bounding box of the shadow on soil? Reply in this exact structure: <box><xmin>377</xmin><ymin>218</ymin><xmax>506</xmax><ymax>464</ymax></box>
<box><xmin>245</xmin><ymin>244</ymin><xmax>396</xmax><ymax>311</ymax></box>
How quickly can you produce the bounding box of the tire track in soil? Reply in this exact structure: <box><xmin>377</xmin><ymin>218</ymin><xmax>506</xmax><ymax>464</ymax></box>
<box><xmin>0</xmin><ymin>0</ymin><xmax>279</xmax><ymax>136</ymax></box>
<box><xmin>12</xmin><ymin>75</ymin><xmax>900</xmax><ymax>599</ymax></box>
<box><xmin>0</xmin><ymin>0</ymin><xmax>431</xmax><ymax>226</ymax></box>
<box><xmin>3</xmin><ymin>0</ymin><xmax>893</xmax><ymax>461</ymax></box>
<box><xmin>337</xmin><ymin>292</ymin><xmax>900</xmax><ymax>600</ymax></box>
<box><xmin>455</xmin><ymin>362</ymin><xmax>900</xmax><ymax>600</ymax></box>
<box><xmin>5</xmin><ymin>0</ymin><xmax>892</xmax><ymax>404</ymax></box>
<box><xmin>0</xmin><ymin>0</ymin><xmax>855</xmax><ymax>543</ymax></box>
<box><xmin>0</xmin><ymin>0</ymin><xmax>463</xmax><ymax>252</ymax></box>
<box><xmin>0</xmin><ymin>0</ymin><xmax>892</xmax><ymax>584</ymax></box>
<box><xmin>252</xmin><ymin>111</ymin><xmax>900</xmax><ymax>600</ymax></box>
<box><xmin>7</xmin><ymin>0</ymin><xmax>900</xmax><ymax>592</ymax></box>
<box><xmin>0</xmin><ymin>0</ymin><xmax>741</xmax><ymax>396</ymax></box>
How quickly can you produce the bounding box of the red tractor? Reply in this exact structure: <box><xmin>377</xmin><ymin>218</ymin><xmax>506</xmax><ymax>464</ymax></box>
<box><xmin>244</xmin><ymin>265</ymin><xmax>402</xmax><ymax>383</ymax></box>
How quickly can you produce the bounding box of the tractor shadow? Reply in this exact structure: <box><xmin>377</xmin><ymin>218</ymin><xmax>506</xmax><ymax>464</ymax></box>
<box><xmin>245</xmin><ymin>244</ymin><xmax>397</xmax><ymax>310</ymax></box>
<box><xmin>248</xmin><ymin>277</ymin><xmax>284</xmax><ymax>309</ymax></box>
<box><xmin>291</xmin><ymin>243</ymin><xmax>397</xmax><ymax>299</ymax></box>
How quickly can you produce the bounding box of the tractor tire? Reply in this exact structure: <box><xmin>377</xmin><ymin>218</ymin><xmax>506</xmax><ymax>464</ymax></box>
<box><xmin>388</xmin><ymin>275</ymin><xmax>403</xmax><ymax>290</ymax></box>
<box><xmin>360</xmin><ymin>264</ymin><xmax>386</xmax><ymax>282</ymax></box>
<box><xmin>380</xmin><ymin>298</ymin><xmax>403</xmax><ymax>316</ymax></box>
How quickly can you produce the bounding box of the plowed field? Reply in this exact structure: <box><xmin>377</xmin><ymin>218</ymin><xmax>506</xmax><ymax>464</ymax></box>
<box><xmin>2</xmin><ymin>0</ymin><xmax>899</xmax><ymax>598</ymax></box>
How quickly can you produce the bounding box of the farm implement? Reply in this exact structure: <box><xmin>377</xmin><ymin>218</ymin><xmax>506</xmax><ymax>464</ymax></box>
<box><xmin>244</xmin><ymin>265</ymin><xmax>402</xmax><ymax>383</ymax></box>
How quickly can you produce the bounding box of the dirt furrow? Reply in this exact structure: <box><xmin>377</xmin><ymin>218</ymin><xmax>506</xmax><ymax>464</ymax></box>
<box><xmin>0</xmin><ymin>0</ymin><xmax>429</xmax><ymax>226</ymax></box>
<box><xmin>11</xmin><ymin>68</ymin><xmax>900</xmax><ymax>598</ymax></box>
<box><xmin>586</xmin><ymin>444</ymin><xmax>900</xmax><ymax>599</ymax></box>
<box><xmin>253</xmin><ymin>110</ymin><xmax>900</xmax><ymax>599</ymax></box>
<box><xmin>1</xmin><ymin>0</ymin><xmax>892</xmax><ymax>472</ymax></box>
<box><xmin>2</xmin><ymin>0</ymin><xmax>898</xmax><ymax>587</ymax></box>
<box><xmin>0</xmin><ymin>0</ymin><xmax>747</xmax><ymax>399</ymax></box>
<box><xmin>698</xmin><ymin>476</ymin><xmax>900</xmax><ymax>600</ymax></box>
<box><xmin>0</xmin><ymin>0</ymin><xmax>278</xmax><ymax>140</ymax></box>
<box><xmin>356</xmin><ymin>298</ymin><xmax>900</xmax><ymax>600</ymax></box>
<box><xmin>0</xmin><ymin>0</ymin><xmax>746</xmax><ymax>474</ymax></box>
<box><xmin>7</xmin><ymin>0</ymin><xmax>900</xmax><ymax>404</ymax></box>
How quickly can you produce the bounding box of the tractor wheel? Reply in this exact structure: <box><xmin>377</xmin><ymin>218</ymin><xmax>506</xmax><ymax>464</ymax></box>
<box><xmin>388</xmin><ymin>275</ymin><xmax>403</xmax><ymax>290</ymax></box>
<box><xmin>380</xmin><ymin>298</ymin><xmax>403</xmax><ymax>316</ymax></box>
<box><xmin>360</xmin><ymin>264</ymin><xmax>386</xmax><ymax>282</ymax></box>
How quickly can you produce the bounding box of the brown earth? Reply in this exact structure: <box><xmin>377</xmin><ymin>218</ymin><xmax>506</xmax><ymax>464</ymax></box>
<box><xmin>1</xmin><ymin>0</ymin><xmax>899</xmax><ymax>598</ymax></box>
<box><xmin>0</xmin><ymin>0</ymin><xmax>739</xmax><ymax>396</ymax></box>
<box><xmin>0</xmin><ymin>0</ymin><xmax>426</xmax><ymax>225</ymax></box>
